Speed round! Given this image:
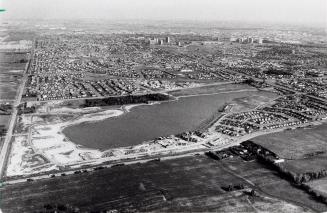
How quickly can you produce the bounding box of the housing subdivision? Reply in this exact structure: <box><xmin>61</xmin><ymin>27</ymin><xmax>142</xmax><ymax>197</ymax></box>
<box><xmin>2</xmin><ymin>29</ymin><xmax>327</xmax><ymax>185</ymax></box>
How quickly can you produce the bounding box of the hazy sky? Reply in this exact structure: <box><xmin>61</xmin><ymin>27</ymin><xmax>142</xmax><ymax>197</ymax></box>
<box><xmin>1</xmin><ymin>0</ymin><xmax>327</xmax><ymax>26</ymax></box>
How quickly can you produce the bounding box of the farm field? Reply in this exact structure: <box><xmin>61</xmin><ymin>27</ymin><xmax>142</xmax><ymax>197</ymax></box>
<box><xmin>250</xmin><ymin>123</ymin><xmax>327</xmax><ymax>182</ymax></box>
<box><xmin>305</xmin><ymin>177</ymin><xmax>327</xmax><ymax>198</ymax></box>
<box><xmin>282</xmin><ymin>157</ymin><xmax>327</xmax><ymax>175</ymax></box>
<box><xmin>218</xmin><ymin>157</ymin><xmax>327</xmax><ymax>212</ymax></box>
<box><xmin>0</xmin><ymin>63</ymin><xmax>25</xmax><ymax>72</ymax></box>
<box><xmin>0</xmin><ymin>155</ymin><xmax>325</xmax><ymax>212</ymax></box>
<box><xmin>0</xmin><ymin>74</ymin><xmax>21</xmax><ymax>100</ymax></box>
<box><xmin>251</xmin><ymin>124</ymin><xmax>327</xmax><ymax>160</ymax></box>
<box><xmin>0</xmin><ymin>115</ymin><xmax>10</xmax><ymax>128</ymax></box>
<box><xmin>0</xmin><ymin>52</ymin><xmax>27</xmax><ymax>100</ymax></box>
<box><xmin>0</xmin><ymin>52</ymin><xmax>28</xmax><ymax>63</ymax></box>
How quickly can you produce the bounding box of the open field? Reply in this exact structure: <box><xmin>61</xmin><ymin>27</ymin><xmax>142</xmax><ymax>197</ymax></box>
<box><xmin>0</xmin><ymin>53</ymin><xmax>28</xmax><ymax>74</ymax></box>
<box><xmin>0</xmin><ymin>52</ymin><xmax>27</xmax><ymax>100</ymax></box>
<box><xmin>251</xmin><ymin>123</ymin><xmax>327</xmax><ymax>160</ymax></box>
<box><xmin>168</xmin><ymin>83</ymin><xmax>278</xmax><ymax>114</ymax></box>
<box><xmin>0</xmin><ymin>52</ymin><xmax>28</xmax><ymax>63</ymax></box>
<box><xmin>168</xmin><ymin>83</ymin><xmax>256</xmax><ymax>96</ymax></box>
<box><xmin>218</xmin><ymin>157</ymin><xmax>327</xmax><ymax>212</ymax></box>
<box><xmin>250</xmin><ymin>124</ymin><xmax>327</xmax><ymax>184</ymax></box>
<box><xmin>0</xmin><ymin>137</ymin><xmax>4</xmax><ymax>153</ymax></box>
<box><xmin>229</xmin><ymin>93</ymin><xmax>277</xmax><ymax>112</ymax></box>
<box><xmin>0</xmin><ymin>75</ymin><xmax>20</xmax><ymax>100</ymax></box>
<box><xmin>0</xmin><ymin>63</ymin><xmax>26</xmax><ymax>72</ymax></box>
<box><xmin>0</xmin><ymin>156</ymin><xmax>319</xmax><ymax>212</ymax></box>
<box><xmin>2</xmin><ymin>31</ymin><xmax>36</xmax><ymax>42</ymax></box>
<box><xmin>0</xmin><ymin>115</ymin><xmax>10</xmax><ymax>128</ymax></box>
<box><xmin>305</xmin><ymin>177</ymin><xmax>327</xmax><ymax>198</ymax></box>
<box><xmin>282</xmin><ymin>157</ymin><xmax>327</xmax><ymax>175</ymax></box>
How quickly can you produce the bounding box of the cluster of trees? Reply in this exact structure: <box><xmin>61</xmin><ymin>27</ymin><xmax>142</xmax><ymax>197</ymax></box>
<box><xmin>231</xmin><ymin>141</ymin><xmax>327</xmax><ymax>205</ymax></box>
<box><xmin>43</xmin><ymin>203</ymin><xmax>80</xmax><ymax>212</ymax></box>
<box><xmin>258</xmin><ymin>155</ymin><xmax>327</xmax><ymax>185</ymax></box>
<box><xmin>257</xmin><ymin>45</ymin><xmax>295</xmax><ymax>59</ymax></box>
<box><xmin>256</xmin><ymin>152</ymin><xmax>327</xmax><ymax>205</ymax></box>
<box><xmin>293</xmin><ymin>170</ymin><xmax>327</xmax><ymax>184</ymax></box>
<box><xmin>83</xmin><ymin>93</ymin><xmax>171</xmax><ymax>107</ymax></box>
<box><xmin>301</xmin><ymin>185</ymin><xmax>327</xmax><ymax>205</ymax></box>
<box><xmin>176</xmin><ymin>132</ymin><xmax>198</xmax><ymax>142</ymax></box>
<box><xmin>0</xmin><ymin>125</ymin><xmax>7</xmax><ymax>137</ymax></box>
<box><xmin>17</xmin><ymin>103</ymin><xmax>36</xmax><ymax>115</ymax></box>
<box><xmin>242</xmin><ymin>78</ymin><xmax>271</xmax><ymax>89</ymax></box>
<box><xmin>0</xmin><ymin>104</ymin><xmax>12</xmax><ymax>115</ymax></box>
<box><xmin>18</xmin><ymin>58</ymin><xmax>28</xmax><ymax>63</ymax></box>
<box><xmin>221</xmin><ymin>184</ymin><xmax>245</xmax><ymax>192</ymax></box>
<box><xmin>263</xmin><ymin>68</ymin><xmax>293</xmax><ymax>76</ymax></box>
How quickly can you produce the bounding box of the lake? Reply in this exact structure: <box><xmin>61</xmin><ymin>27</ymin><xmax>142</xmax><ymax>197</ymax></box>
<box><xmin>63</xmin><ymin>91</ymin><xmax>272</xmax><ymax>150</ymax></box>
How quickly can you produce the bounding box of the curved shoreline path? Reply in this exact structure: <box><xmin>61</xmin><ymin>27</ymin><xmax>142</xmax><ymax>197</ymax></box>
<box><xmin>0</xmin><ymin>45</ymin><xmax>32</xmax><ymax>179</ymax></box>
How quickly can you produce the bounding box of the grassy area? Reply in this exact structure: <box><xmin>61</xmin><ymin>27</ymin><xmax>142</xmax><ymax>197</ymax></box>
<box><xmin>0</xmin><ymin>52</ymin><xmax>28</xmax><ymax>63</ymax></box>
<box><xmin>221</xmin><ymin>157</ymin><xmax>327</xmax><ymax>212</ymax></box>
<box><xmin>0</xmin><ymin>137</ymin><xmax>4</xmax><ymax>154</ymax></box>
<box><xmin>251</xmin><ymin>123</ymin><xmax>327</xmax><ymax>160</ymax></box>
<box><xmin>0</xmin><ymin>73</ymin><xmax>21</xmax><ymax>99</ymax></box>
<box><xmin>251</xmin><ymin>123</ymin><xmax>327</xmax><ymax>195</ymax></box>
<box><xmin>0</xmin><ymin>71</ymin><xmax>23</xmax><ymax>100</ymax></box>
<box><xmin>168</xmin><ymin>83</ymin><xmax>255</xmax><ymax>97</ymax></box>
<box><xmin>0</xmin><ymin>63</ymin><xmax>26</xmax><ymax>72</ymax></box>
<box><xmin>230</xmin><ymin>93</ymin><xmax>278</xmax><ymax>112</ymax></box>
<box><xmin>283</xmin><ymin>157</ymin><xmax>327</xmax><ymax>174</ymax></box>
<box><xmin>0</xmin><ymin>85</ymin><xmax>18</xmax><ymax>100</ymax></box>
<box><xmin>306</xmin><ymin>177</ymin><xmax>327</xmax><ymax>197</ymax></box>
<box><xmin>3</xmin><ymin>31</ymin><xmax>36</xmax><ymax>42</ymax></box>
<box><xmin>0</xmin><ymin>156</ymin><xmax>324</xmax><ymax>212</ymax></box>
<box><xmin>0</xmin><ymin>115</ymin><xmax>10</xmax><ymax>129</ymax></box>
<box><xmin>0</xmin><ymin>51</ymin><xmax>27</xmax><ymax>100</ymax></box>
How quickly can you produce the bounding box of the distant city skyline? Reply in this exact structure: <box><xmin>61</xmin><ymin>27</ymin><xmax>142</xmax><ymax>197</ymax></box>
<box><xmin>1</xmin><ymin>0</ymin><xmax>326</xmax><ymax>28</ymax></box>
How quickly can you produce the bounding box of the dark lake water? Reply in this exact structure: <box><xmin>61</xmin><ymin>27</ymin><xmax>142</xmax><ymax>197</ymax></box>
<box><xmin>63</xmin><ymin>91</ymin><xmax>269</xmax><ymax>150</ymax></box>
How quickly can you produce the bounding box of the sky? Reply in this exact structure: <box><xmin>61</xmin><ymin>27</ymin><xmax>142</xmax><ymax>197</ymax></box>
<box><xmin>1</xmin><ymin>0</ymin><xmax>326</xmax><ymax>27</ymax></box>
